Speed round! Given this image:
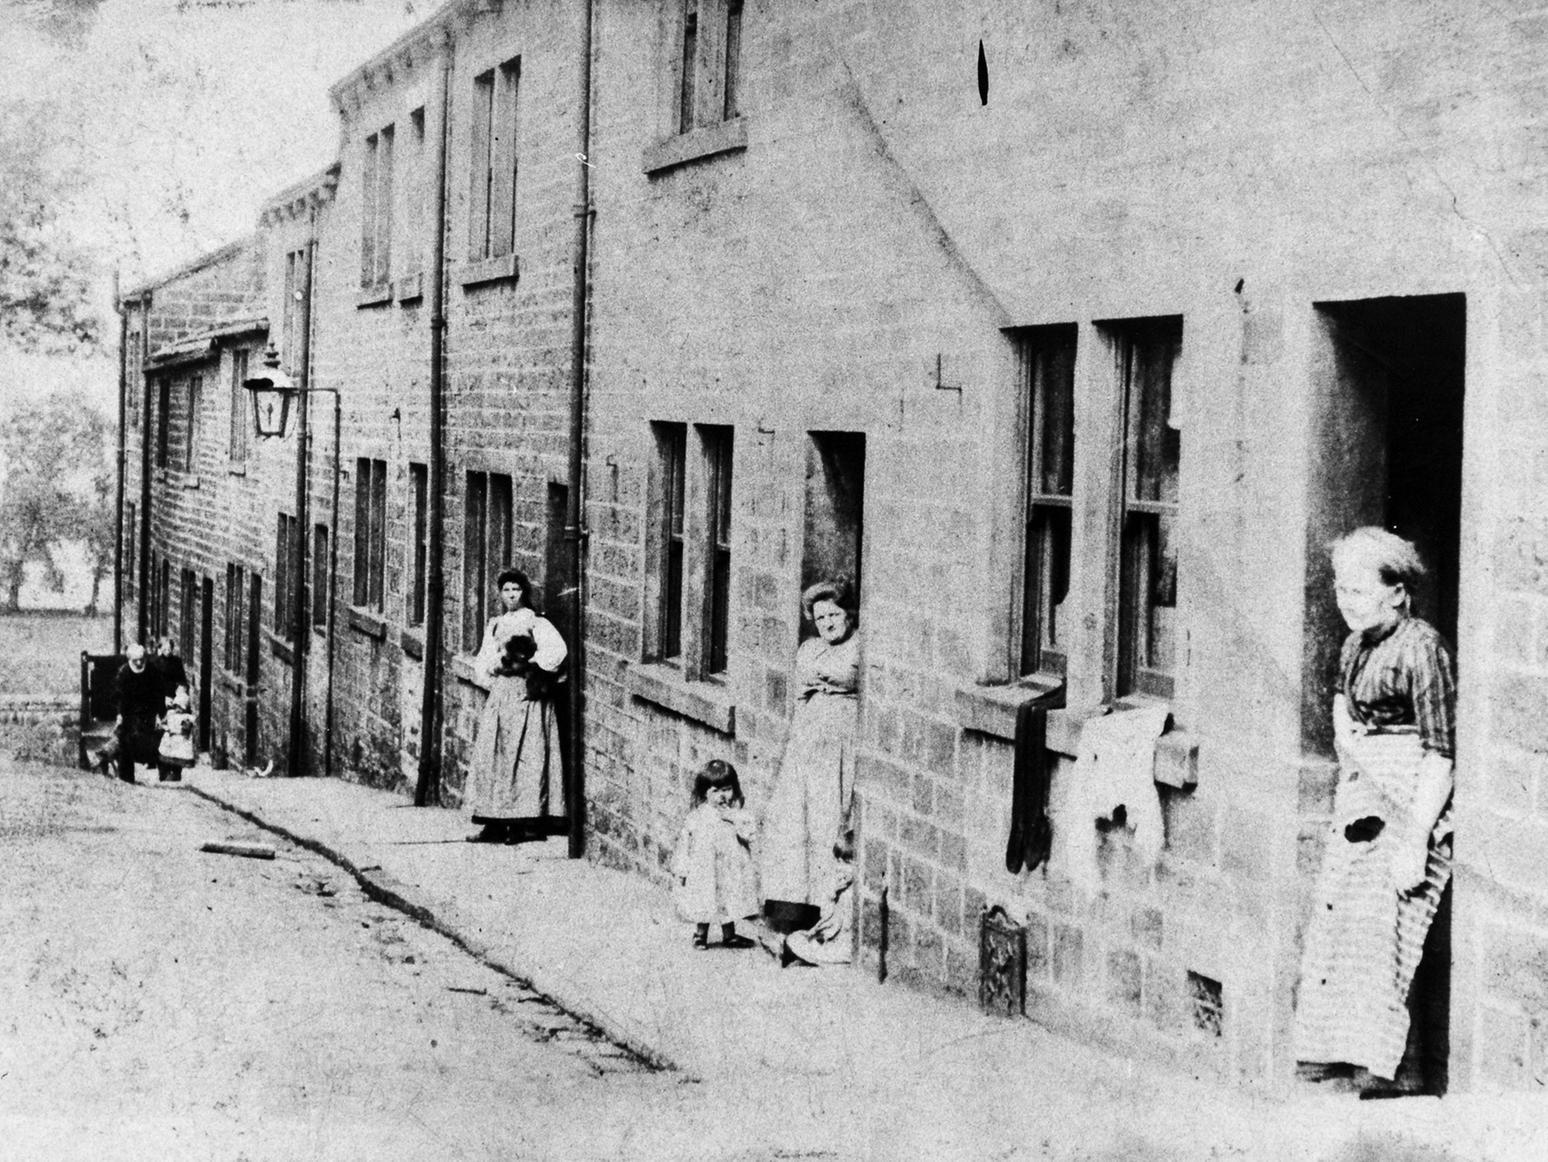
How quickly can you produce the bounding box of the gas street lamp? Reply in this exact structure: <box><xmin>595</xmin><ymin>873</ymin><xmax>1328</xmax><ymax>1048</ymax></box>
<box><xmin>243</xmin><ymin>343</ymin><xmax>296</xmax><ymax>438</ymax></box>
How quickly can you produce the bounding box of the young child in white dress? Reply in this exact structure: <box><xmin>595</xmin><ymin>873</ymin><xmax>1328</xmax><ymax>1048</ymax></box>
<box><xmin>157</xmin><ymin>686</ymin><xmax>196</xmax><ymax>783</ymax></box>
<box><xmin>672</xmin><ymin>759</ymin><xmax>758</xmax><ymax>950</ymax></box>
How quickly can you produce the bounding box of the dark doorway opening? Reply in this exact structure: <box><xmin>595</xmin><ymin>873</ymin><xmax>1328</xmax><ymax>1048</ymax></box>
<box><xmin>544</xmin><ymin>481</ymin><xmax>573</xmax><ymax>826</ymax></box>
<box><xmin>199</xmin><ymin>575</ymin><xmax>214</xmax><ymax>752</ymax></box>
<box><xmin>801</xmin><ymin>432</ymin><xmax>866</xmax><ymax>636</ymax></box>
<box><xmin>245</xmin><ymin>574</ymin><xmax>262</xmax><ymax>767</ymax></box>
<box><xmin>1304</xmin><ymin>291</ymin><xmax>1465</xmax><ymax>1095</ymax></box>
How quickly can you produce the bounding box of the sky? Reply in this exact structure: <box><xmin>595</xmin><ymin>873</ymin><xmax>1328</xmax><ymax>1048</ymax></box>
<box><xmin>1</xmin><ymin>0</ymin><xmax>433</xmax><ymax>417</ymax></box>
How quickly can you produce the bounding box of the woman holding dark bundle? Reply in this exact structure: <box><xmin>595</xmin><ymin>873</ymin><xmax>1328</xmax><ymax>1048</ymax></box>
<box><xmin>465</xmin><ymin>568</ymin><xmax>567</xmax><ymax>844</ymax></box>
<box><xmin>1295</xmin><ymin>527</ymin><xmax>1456</xmax><ymax>1098</ymax></box>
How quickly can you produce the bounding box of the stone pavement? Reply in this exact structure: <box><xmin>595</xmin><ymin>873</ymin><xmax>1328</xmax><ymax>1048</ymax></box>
<box><xmin>168</xmin><ymin>766</ymin><xmax>1544</xmax><ymax>1161</ymax></box>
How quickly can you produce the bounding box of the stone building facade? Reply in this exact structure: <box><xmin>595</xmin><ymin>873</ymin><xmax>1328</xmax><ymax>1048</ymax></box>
<box><xmin>118</xmin><ymin>0</ymin><xmax>1548</xmax><ymax>1095</ymax></box>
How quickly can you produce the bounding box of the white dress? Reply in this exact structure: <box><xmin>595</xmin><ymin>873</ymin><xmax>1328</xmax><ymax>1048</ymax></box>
<box><xmin>759</xmin><ymin>632</ymin><xmax>860</xmax><ymax>906</ymax></box>
<box><xmin>465</xmin><ymin>608</ymin><xmax>567</xmax><ymax>823</ymax></box>
<box><xmin>672</xmin><ymin>805</ymin><xmax>759</xmax><ymax>923</ymax></box>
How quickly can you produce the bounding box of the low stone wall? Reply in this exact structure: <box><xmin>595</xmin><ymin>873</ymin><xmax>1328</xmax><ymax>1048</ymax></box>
<box><xmin>0</xmin><ymin>696</ymin><xmax>79</xmax><ymax>766</ymax></box>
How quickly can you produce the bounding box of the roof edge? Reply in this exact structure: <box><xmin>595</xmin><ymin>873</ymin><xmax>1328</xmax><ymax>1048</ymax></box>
<box><xmin>328</xmin><ymin>0</ymin><xmax>460</xmax><ymax>110</ymax></box>
<box><xmin>120</xmin><ymin>235</ymin><xmax>257</xmax><ymax>302</ymax></box>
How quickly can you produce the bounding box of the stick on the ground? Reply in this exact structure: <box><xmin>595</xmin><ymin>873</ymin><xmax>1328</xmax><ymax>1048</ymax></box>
<box><xmin>199</xmin><ymin>841</ymin><xmax>277</xmax><ymax>861</ymax></box>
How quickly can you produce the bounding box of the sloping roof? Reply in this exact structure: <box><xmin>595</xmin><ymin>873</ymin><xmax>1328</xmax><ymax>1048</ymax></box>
<box><xmin>120</xmin><ymin>236</ymin><xmax>257</xmax><ymax>303</ymax></box>
<box><xmin>145</xmin><ymin>316</ymin><xmax>269</xmax><ymax>368</ymax></box>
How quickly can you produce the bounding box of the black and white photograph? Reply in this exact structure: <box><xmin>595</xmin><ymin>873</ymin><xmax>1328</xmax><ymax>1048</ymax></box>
<box><xmin>1</xmin><ymin>0</ymin><xmax>1546</xmax><ymax>1157</ymax></box>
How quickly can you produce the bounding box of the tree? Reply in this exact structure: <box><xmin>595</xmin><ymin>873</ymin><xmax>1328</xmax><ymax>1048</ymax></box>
<box><xmin>0</xmin><ymin>99</ymin><xmax>102</xmax><ymax>356</ymax></box>
<box><xmin>0</xmin><ymin>388</ymin><xmax>112</xmax><ymax>612</ymax></box>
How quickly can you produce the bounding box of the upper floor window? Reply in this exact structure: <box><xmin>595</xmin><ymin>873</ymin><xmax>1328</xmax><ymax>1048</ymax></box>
<box><xmin>677</xmin><ymin>0</ymin><xmax>743</xmax><ymax>134</ymax></box>
<box><xmin>1105</xmin><ymin>316</ymin><xmax>1183</xmax><ymax>700</ymax></box>
<box><xmin>155</xmin><ymin>377</ymin><xmax>170</xmax><ymax>468</ymax></box>
<box><xmin>282</xmin><ymin>247</ymin><xmax>306</xmax><ymax>370</ymax></box>
<box><xmin>228</xmin><ymin>347</ymin><xmax>250</xmax><ymax>464</ymax></box>
<box><xmin>405</xmin><ymin>107</ymin><xmax>426</xmax><ymax>277</ymax></box>
<box><xmin>469</xmin><ymin>58</ymin><xmax>520</xmax><ymax>263</ymax></box>
<box><xmin>361</xmin><ymin>124</ymin><xmax>395</xmax><ymax>289</ymax></box>
<box><xmin>1017</xmin><ymin>325</ymin><xmax>1077</xmax><ymax>679</ymax></box>
<box><xmin>181</xmin><ymin>374</ymin><xmax>201</xmax><ymax>473</ymax></box>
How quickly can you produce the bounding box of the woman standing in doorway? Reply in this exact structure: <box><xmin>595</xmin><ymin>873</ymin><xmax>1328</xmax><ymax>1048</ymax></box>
<box><xmin>466</xmin><ymin>568</ymin><xmax>567</xmax><ymax>844</ymax></box>
<box><xmin>1295</xmin><ymin>527</ymin><xmax>1456</xmax><ymax>1097</ymax></box>
<box><xmin>760</xmin><ymin>579</ymin><xmax>861</xmax><ymax>935</ymax></box>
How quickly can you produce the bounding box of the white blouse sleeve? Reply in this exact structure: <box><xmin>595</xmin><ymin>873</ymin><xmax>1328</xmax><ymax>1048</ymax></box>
<box><xmin>529</xmin><ymin>615</ymin><xmax>568</xmax><ymax>672</ymax></box>
<box><xmin>473</xmin><ymin>618</ymin><xmax>503</xmax><ymax>679</ymax></box>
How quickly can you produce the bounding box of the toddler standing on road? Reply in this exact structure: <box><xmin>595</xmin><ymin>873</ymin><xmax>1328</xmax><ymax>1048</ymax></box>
<box><xmin>672</xmin><ymin>759</ymin><xmax>758</xmax><ymax>950</ymax></box>
<box><xmin>157</xmin><ymin>686</ymin><xmax>196</xmax><ymax>783</ymax></box>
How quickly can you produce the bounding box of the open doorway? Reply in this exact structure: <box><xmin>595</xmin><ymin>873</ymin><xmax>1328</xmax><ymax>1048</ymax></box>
<box><xmin>544</xmin><ymin>481</ymin><xmax>573</xmax><ymax>828</ymax></box>
<box><xmin>199</xmin><ymin>575</ymin><xmax>214</xmax><ymax>753</ymax></box>
<box><xmin>1303</xmin><ymin>291</ymin><xmax>1465</xmax><ymax>1094</ymax></box>
<box><xmin>802</xmin><ymin>432</ymin><xmax>866</xmax><ymax>634</ymax></box>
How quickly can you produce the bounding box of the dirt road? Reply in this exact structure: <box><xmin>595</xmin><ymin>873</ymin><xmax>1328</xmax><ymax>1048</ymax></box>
<box><xmin>0</xmin><ymin>759</ymin><xmax>749</xmax><ymax>1161</ymax></box>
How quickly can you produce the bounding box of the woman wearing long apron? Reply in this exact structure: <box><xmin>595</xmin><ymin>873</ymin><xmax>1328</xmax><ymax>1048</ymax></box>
<box><xmin>466</xmin><ymin>568</ymin><xmax>567</xmax><ymax>844</ymax></box>
<box><xmin>760</xmin><ymin>580</ymin><xmax>861</xmax><ymax>935</ymax></box>
<box><xmin>1295</xmin><ymin>527</ymin><xmax>1456</xmax><ymax>1097</ymax></box>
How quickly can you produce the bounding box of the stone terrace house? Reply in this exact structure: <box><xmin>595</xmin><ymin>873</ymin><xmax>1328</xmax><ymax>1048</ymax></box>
<box><xmin>120</xmin><ymin>238</ymin><xmax>269</xmax><ymax>766</ymax></box>
<box><xmin>118</xmin><ymin>0</ymin><xmax>1548</xmax><ymax>1094</ymax></box>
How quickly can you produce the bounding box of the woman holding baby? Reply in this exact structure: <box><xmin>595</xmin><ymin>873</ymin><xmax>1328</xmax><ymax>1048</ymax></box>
<box><xmin>466</xmin><ymin>567</ymin><xmax>568</xmax><ymax>844</ymax></box>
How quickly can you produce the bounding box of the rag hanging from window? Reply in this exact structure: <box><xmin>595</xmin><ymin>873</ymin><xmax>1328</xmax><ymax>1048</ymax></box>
<box><xmin>1005</xmin><ymin>684</ymin><xmax>1067</xmax><ymax>874</ymax></box>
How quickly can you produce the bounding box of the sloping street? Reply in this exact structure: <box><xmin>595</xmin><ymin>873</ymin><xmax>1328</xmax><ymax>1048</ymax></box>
<box><xmin>0</xmin><ymin>758</ymin><xmax>763</xmax><ymax>1161</ymax></box>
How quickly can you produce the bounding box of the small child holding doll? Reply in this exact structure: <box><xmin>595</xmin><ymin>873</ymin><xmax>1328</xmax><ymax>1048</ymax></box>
<box><xmin>672</xmin><ymin>759</ymin><xmax>758</xmax><ymax>949</ymax></box>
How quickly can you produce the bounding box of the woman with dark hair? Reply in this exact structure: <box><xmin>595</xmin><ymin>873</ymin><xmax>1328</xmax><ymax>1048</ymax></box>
<box><xmin>466</xmin><ymin>567</ymin><xmax>568</xmax><ymax>844</ymax></box>
<box><xmin>760</xmin><ymin>579</ymin><xmax>861</xmax><ymax>936</ymax></box>
<box><xmin>1295</xmin><ymin>527</ymin><xmax>1456</xmax><ymax>1097</ymax></box>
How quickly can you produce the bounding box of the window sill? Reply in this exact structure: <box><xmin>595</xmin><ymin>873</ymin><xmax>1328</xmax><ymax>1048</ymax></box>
<box><xmin>396</xmin><ymin>272</ymin><xmax>423</xmax><ymax>303</ymax></box>
<box><xmin>179</xmin><ymin>473</ymin><xmax>201</xmax><ymax>490</ymax></box>
<box><xmin>956</xmin><ymin>685</ymin><xmax>1198</xmax><ymax>790</ymax></box>
<box><xmin>347</xmin><ymin>606</ymin><xmax>388</xmax><ymax>640</ymax></box>
<box><xmin>401</xmin><ymin>629</ymin><xmax>424</xmax><ymax>660</ymax></box>
<box><xmin>955</xmin><ymin>678</ymin><xmax>1065</xmax><ymax>741</ymax></box>
<box><xmin>643</xmin><ymin>117</ymin><xmax>748</xmax><ymax>175</ymax></box>
<box><xmin>625</xmin><ymin>661</ymin><xmax>736</xmax><ymax>735</ymax></box>
<box><xmin>227</xmin><ymin>463</ymin><xmax>247</xmax><ymax>477</ymax></box>
<box><xmin>356</xmin><ymin>283</ymin><xmax>394</xmax><ymax>309</ymax></box>
<box><xmin>217</xmin><ymin>671</ymin><xmax>245</xmax><ymax>696</ymax></box>
<box><xmin>263</xmin><ymin>628</ymin><xmax>294</xmax><ymax>666</ymax></box>
<box><xmin>452</xmin><ymin>653</ymin><xmax>491</xmax><ymax>692</ymax></box>
<box><xmin>458</xmin><ymin>253</ymin><xmax>519</xmax><ymax>289</ymax></box>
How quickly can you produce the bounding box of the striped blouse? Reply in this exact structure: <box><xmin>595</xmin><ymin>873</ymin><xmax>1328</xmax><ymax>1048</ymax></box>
<box><xmin>1338</xmin><ymin>615</ymin><xmax>1456</xmax><ymax>759</ymax></box>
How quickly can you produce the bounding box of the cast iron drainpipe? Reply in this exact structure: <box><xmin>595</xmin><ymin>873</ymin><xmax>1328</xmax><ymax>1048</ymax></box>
<box><xmin>324</xmin><ymin>387</ymin><xmax>339</xmax><ymax>781</ymax></box>
<box><xmin>111</xmin><ymin>269</ymin><xmax>126</xmax><ymax>648</ymax></box>
<box><xmin>292</xmin><ymin>216</ymin><xmax>341</xmax><ymax>780</ymax></box>
<box><xmin>137</xmin><ymin>292</ymin><xmax>152</xmax><ymax>645</ymax></box>
<box><xmin>415</xmin><ymin>43</ymin><xmax>452</xmax><ymax>808</ymax></box>
<box><xmin>297</xmin><ymin>382</ymin><xmax>341</xmax><ymax>781</ymax></box>
<box><xmin>288</xmin><ymin>219</ymin><xmax>316</xmax><ymax>777</ymax></box>
<box><xmin>563</xmin><ymin>0</ymin><xmax>595</xmax><ymax>859</ymax></box>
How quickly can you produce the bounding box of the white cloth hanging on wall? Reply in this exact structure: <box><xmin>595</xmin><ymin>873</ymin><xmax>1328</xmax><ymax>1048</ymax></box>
<box><xmin>1063</xmin><ymin>706</ymin><xmax>1173</xmax><ymax>894</ymax></box>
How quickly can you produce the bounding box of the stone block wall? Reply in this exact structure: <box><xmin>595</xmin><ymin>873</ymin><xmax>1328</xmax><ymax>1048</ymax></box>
<box><xmin>114</xmin><ymin>0</ymin><xmax>1548</xmax><ymax>1094</ymax></box>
